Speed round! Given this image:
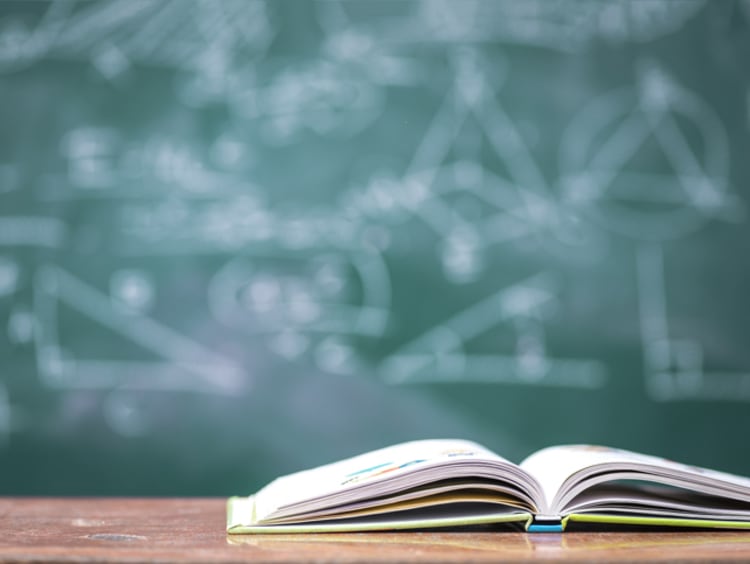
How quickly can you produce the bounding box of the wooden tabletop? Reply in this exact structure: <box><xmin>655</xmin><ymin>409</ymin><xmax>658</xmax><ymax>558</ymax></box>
<box><xmin>3</xmin><ymin>498</ymin><xmax>750</xmax><ymax>562</ymax></box>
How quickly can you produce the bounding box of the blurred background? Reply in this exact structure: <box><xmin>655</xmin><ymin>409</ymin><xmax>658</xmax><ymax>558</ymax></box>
<box><xmin>1</xmin><ymin>0</ymin><xmax>750</xmax><ymax>495</ymax></box>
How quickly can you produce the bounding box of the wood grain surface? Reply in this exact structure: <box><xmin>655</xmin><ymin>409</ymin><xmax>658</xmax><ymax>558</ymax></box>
<box><xmin>2</xmin><ymin>498</ymin><xmax>750</xmax><ymax>562</ymax></box>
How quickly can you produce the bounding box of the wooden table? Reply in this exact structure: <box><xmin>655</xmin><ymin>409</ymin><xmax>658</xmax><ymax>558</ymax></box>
<box><xmin>3</xmin><ymin>498</ymin><xmax>750</xmax><ymax>562</ymax></box>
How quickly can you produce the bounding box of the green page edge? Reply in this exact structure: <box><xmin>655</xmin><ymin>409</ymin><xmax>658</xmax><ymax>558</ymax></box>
<box><xmin>564</xmin><ymin>514</ymin><xmax>750</xmax><ymax>530</ymax></box>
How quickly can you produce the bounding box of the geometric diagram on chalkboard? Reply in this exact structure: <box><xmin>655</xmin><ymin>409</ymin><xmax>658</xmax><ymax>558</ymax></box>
<box><xmin>208</xmin><ymin>250</ymin><xmax>391</xmax><ymax>375</ymax></box>
<box><xmin>559</xmin><ymin>61</ymin><xmax>743</xmax><ymax>242</ymax></box>
<box><xmin>51</xmin><ymin>126</ymin><xmax>252</xmax><ymax>200</ymax></box>
<box><xmin>316</xmin><ymin>1</ymin><xmax>705</xmax><ymax>53</ymax></box>
<box><xmin>0</xmin><ymin>0</ymin><xmax>274</xmax><ymax>79</ymax></box>
<box><xmin>33</xmin><ymin>264</ymin><xmax>245</xmax><ymax>396</ymax></box>
<box><xmin>380</xmin><ymin>272</ymin><xmax>606</xmax><ymax>389</ymax></box>
<box><xmin>637</xmin><ymin>243</ymin><xmax>750</xmax><ymax>403</ymax></box>
<box><xmin>389</xmin><ymin>47</ymin><xmax>562</xmax><ymax>284</ymax></box>
<box><xmin>226</xmin><ymin>56</ymin><xmax>386</xmax><ymax>146</ymax></box>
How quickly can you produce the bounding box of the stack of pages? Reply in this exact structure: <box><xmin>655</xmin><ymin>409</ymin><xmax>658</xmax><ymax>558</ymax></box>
<box><xmin>227</xmin><ymin>439</ymin><xmax>750</xmax><ymax>533</ymax></box>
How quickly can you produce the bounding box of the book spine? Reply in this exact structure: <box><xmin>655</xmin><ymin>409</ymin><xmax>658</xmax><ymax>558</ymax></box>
<box><xmin>527</xmin><ymin>516</ymin><xmax>563</xmax><ymax>533</ymax></box>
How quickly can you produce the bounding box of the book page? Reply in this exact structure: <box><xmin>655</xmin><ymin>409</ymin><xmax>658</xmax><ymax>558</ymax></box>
<box><xmin>520</xmin><ymin>445</ymin><xmax>750</xmax><ymax>514</ymax></box>
<box><xmin>563</xmin><ymin>484</ymin><xmax>750</xmax><ymax>519</ymax></box>
<box><xmin>253</xmin><ymin>439</ymin><xmax>517</xmax><ymax>522</ymax></box>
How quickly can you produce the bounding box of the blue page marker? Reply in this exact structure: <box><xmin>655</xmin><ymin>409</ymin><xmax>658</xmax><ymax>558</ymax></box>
<box><xmin>528</xmin><ymin>523</ymin><xmax>564</xmax><ymax>533</ymax></box>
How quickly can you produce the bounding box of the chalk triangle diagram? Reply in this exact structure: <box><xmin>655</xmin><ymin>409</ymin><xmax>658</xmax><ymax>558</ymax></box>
<box><xmin>33</xmin><ymin>265</ymin><xmax>244</xmax><ymax>395</ymax></box>
<box><xmin>398</xmin><ymin>48</ymin><xmax>556</xmax><ymax>275</ymax></box>
<box><xmin>636</xmin><ymin>243</ymin><xmax>750</xmax><ymax>403</ymax></box>
<box><xmin>560</xmin><ymin>63</ymin><xmax>739</xmax><ymax>241</ymax></box>
<box><xmin>379</xmin><ymin>272</ymin><xmax>606</xmax><ymax>390</ymax></box>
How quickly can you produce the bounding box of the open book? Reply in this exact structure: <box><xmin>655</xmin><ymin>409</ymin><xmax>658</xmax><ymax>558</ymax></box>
<box><xmin>227</xmin><ymin>439</ymin><xmax>750</xmax><ymax>533</ymax></box>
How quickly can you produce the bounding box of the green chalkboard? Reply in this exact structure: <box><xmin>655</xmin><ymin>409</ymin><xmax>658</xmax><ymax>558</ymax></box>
<box><xmin>1</xmin><ymin>0</ymin><xmax>750</xmax><ymax>495</ymax></box>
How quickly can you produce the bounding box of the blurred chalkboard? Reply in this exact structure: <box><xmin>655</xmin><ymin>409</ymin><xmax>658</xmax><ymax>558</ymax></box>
<box><xmin>1</xmin><ymin>0</ymin><xmax>750</xmax><ymax>495</ymax></box>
